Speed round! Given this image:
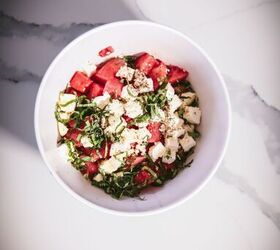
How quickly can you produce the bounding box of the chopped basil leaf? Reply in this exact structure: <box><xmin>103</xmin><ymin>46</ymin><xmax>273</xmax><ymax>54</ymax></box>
<box><xmin>188</xmin><ymin>130</ymin><xmax>201</xmax><ymax>139</ymax></box>
<box><xmin>123</xmin><ymin>55</ymin><xmax>136</xmax><ymax>68</ymax></box>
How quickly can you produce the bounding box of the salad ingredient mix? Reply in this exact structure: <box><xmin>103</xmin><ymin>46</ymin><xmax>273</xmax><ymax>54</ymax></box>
<box><xmin>55</xmin><ymin>51</ymin><xmax>201</xmax><ymax>199</ymax></box>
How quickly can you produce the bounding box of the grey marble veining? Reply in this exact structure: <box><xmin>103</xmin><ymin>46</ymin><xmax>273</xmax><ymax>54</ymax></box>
<box><xmin>0</xmin><ymin>58</ymin><xmax>41</xmax><ymax>83</ymax></box>
<box><xmin>0</xmin><ymin>11</ymin><xmax>103</xmax><ymax>46</ymax></box>
<box><xmin>224</xmin><ymin>75</ymin><xmax>280</xmax><ymax>171</ymax></box>
<box><xmin>0</xmin><ymin>1</ymin><xmax>280</xmax><ymax>249</ymax></box>
<box><xmin>217</xmin><ymin>165</ymin><xmax>280</xmax><ymax>230</ymax></box>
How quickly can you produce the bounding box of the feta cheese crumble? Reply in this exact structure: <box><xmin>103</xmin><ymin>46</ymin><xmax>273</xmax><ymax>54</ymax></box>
<box><xmin>93</xmin><ymin>92</ymin><xmax>111</xmax><ymax>109</ymax></box>
<box><xmin>106</xmin><ymin>99</ymin><xmax>125</xmax><ymax>117</ymax></box>
<box><xmin>133</xmin><ymin>70</ymin><xmax>154</xmax><ymax>93</ymax></box>
<box><xmin>58</xmin><ymin>122</ymin><xmax>68</xmax><ymax>136</ymax></box>
<box><xmin>148</xmin><ymin>142</ymin><xmax>166</xmax><ymax>162</ymax></box>
<box><xmin>164</xmin><ymin>112</ymin><xmax>185</xmax><ymax>138</ymax></box>
<box><xmin>58</xmin><ymin>93</ymin><xmax>76</xmax><ymax>113</ymax></box>
<box><xmin>183</xmin><ymin>106</ymin><xmax>202</xmax><ymax>124</ymax></box>
<box><xmin>181</xmin><ymin>92</ymin><xmax>196</xmax><ymax>106</ymax></box>
<box><xmin>165</xmin><ymin>137</ymin><xmax>179</xmax><ymax>151</ymax></box>
<box><xmin>110</xmin><ymin>142</ymin><xmax>131</xmax><ymax>156</ymax></box>
<box><xmin>81</xmin><ymin>61</ymin><xmax>97</xmax><ymax>77</ymax></box>
<box><xmin>121</xmin><ymin>85</ymin><xmax>138</xmax><ymax>100</ymax></box>
<box><xmin>169</xmin><ymin>94</ymin><xmax>182</xmax><ymax>112</ymax></box>
<box><xmin>105</xmin><ymin>116</ymin><xmax>127</xmax><ymax>136</ymax></box>
<box><xmin>81</xmin><ymin>135</ymin><xmax>93</xmax><ymax>148</ymax></box>
<box><xmin>166</xmin><ymin>83</ymin><xmax>175</xmax><ymax>101</ymax></box>
<box><xmin>116</xmin><ymin>65</ymin><xmax>135</xmax><ymax>81</ymax></box>
<box><xmin>179</xmin><ymin>133</ymin><xmax>196</xmax><ymax>152</ymax></box>
<box><xmin>99</xmin><ymin>157</ymin><xmax>123</xmax><ymax>174</ymax></box>
<box><xmin>93</xmin><ymin>173</ymin><xmax>103</xmax><ymax>182</ymax></box>
<box><xmin>162</xmin><ymin>149</ymin><xmax>176</xmax><ymax>164</ymax></box>
<box><xmin>124</xmin><ymin>100</ymin><xmax>143</xmax><ymax>118</ymax></box>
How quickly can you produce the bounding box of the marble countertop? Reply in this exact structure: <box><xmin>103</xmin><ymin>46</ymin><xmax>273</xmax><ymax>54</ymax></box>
<box><xmin>0</xmin><ymin>0</ymin><xmax>279</xmax><ymax>249</ymax></box>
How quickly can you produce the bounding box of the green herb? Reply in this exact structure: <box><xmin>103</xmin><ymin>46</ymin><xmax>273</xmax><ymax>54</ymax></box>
<box><xmin>188</xmin><ymin>130</ymin><xmax>201</xmax><ymax>139</ymax></box>
<box><xmin>123</xmin><ymin>55</ymin><xmax>136</xmax><ymax>68</ymax></box>
<box><xmin>58</xmin><ymin>98</ymin><xmax>77</xmax><ymax>107</ymax></box>
<box><xmin>173</xmin><ymin>80</ymin><xmax>193</xmax><ymax>94</ymax></box>
<box><xmin>55</xmin><ymin>57</ymin><xmax>200</xmax><ymax>200</ymax></box>
<box><xmin>54</xmin><ymin>109</ymin><xmax>69</xmax><ymax>124</ymax></box>
<box><xmin>127</xmin><ymin>86</ymin><xmax>137</xmax><ymax>97</ymax></box>
<box><xmin>80</xmin><ymin>156</ymin><xmax>91</xmax><ymax>162</ymax></box>
<box><xmin>141</xmin><ymin>81</ymin><xmax>168</xmax><ymax>119</ymax></box>
<box><xmin>92</xmin><ymin>169</ymin><xmax>142</xmax><ymax>199</ymax></box>
<box><xmin>130</xmin><ymin>113</ymin><xmax>150</xmax><ymax>125</ymax></box>
<box><xmin>65</xmin><ymin>141</ymin><xmax>85</xmax><ymax>170</ymax></box>
<box><xmin>190</xmin><ymin>97</ymin><xmax>199</xmax><ymax>107</ymax></box>
<box><xmin>87</xmin><ymin>121</ymin><xmax>105</xmax><ymax>149</ymax></box>
<box><xmin>177</xmin><ymin>107</ymin><xmax>185</xmax><ymax>118</ymax></box>
<box><xmin>142</xmin><ymin>166</ymin><xmax>157</xmax><ymax>179</ymax></box>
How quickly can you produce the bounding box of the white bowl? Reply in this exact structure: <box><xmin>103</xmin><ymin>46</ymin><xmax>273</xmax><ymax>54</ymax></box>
<box><xmin>35</xmin><ymin>21</ymin><xmax>231</xmax><ymax>216</ymax></box>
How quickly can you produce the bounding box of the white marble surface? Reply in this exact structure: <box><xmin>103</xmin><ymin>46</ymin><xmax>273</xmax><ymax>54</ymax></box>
<box><xmin>0</xmin><ymin>0</ymin><xmax>279</xmax><ymax>249</ymax></box>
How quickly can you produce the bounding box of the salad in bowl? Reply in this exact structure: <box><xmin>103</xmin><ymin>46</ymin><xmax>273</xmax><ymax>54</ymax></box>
<box><xmin>35</xmin><ymin>21</ymin><xmax>230</xmax><ymax>214</ymax></box>
<box><xmin>55</xmin><ymin>52</ymin><xmax>201</xmax><ymax>199</ymax></box>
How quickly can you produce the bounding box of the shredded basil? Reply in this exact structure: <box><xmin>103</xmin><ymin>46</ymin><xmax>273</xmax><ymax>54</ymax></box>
<box><xmin>59</xmin><ymin>98</ymin><xmax>77</xmax><ymax>107</ymax></box>
<box><xmin>55</xmin><ymin>58</ymin><xmax>200</xmax><ymax>200</ymax></box>
<box><xmin>188</xmin><ymin>130</ymin><xmax>201</xmax><ymax>139</ymax></box>
<box><xmin>65</xmin><ymin>141</ymin><xmax>85</xmax><ymax>170</ymax></box>
<box><xmin>123</xmin><ymin>55</ymin><xmax>136</xmax><ymax>68</ymax></box>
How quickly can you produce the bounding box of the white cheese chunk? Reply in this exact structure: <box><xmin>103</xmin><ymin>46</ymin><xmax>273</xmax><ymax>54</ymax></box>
<box><xmin>179</xmin><ymin>133</ymin><xmax>196</xmax><ymax>152</ymax></box>
<box><xmin>165</xmin><ymin>137</ymin><xmax>179</xmax><ymax>151</ymax></box>
<box><xmin>115</xmin><ymin>152</ymin><xmax>130</xmax><ymax>161</ymax></box>
<box><xmin>184</xmin><ymin>124</ymin><xmax>195</xmax><ymax>133</ymax></box>
<box><xmin>93</xmin><ymin>173</ymin><xmax>103</xmax><ymax>182</ymax></box>
<box><xmin>106</xmin><ymin>99</ymin><xmax>124</xmax><ymax>117</ymax></box>
<box><xmin>167</xmin><ymin>112</ymin><xmax>184</xmax><ymax>129</ymax></box>
<box><xmin>134</xmin><ymin>70</ymin><xmax>154</xmax><ymax>93</ymax></box>
<box><xmin>136</xmin><ymin>127</ymin><xmax>152</xmax><ymax>141</ymax></box>
<box><xmin>121</xmin><ymin>85</ymin><xmax>138</xmax><ymax>100</ymax></box>
<box><xmin>59</xmin><ymin>112</ymin><xmax>71</xmax><ymax>120</ymax></box>
<box><xmin>169</xmin><ymin>94</ymin><xmax>182</xmax><ymax>112</ymax></box>
<box><xmin>165</xmin><ymin>112</ymin><xmax>185</xmax><ymax>138</ymax></box>
<box><xmin>148</xmin><ymin>142</ymin><xmax>166</xmax><ymax>162</ymax></box>
<box><xmin>93</xmin><ymin>92</ymin><xmax>111</xmax><ymax>109</ymax></box>
<box><xmin>81</xmin><ymin>61</ymin><xmax>96</xmax><ymax>77</ymax></box>
<box><xmin>105</xmin><ymin>116</ymin><xmax>127</xmax><ymax>135</ymax></box>
<box><xmin>136</xmin><ymin>121</ymin><xmax>149</xmax><ymax>128</ymax></box>
<box><xmin>172</xmin><ymin>127</ymin><xmax>185</xmax><ymax>138</ymax></box>
<box><xmin>183</xmin><ymin>106</ymin><xmax>202</xmax><ymax>124</ymax></box>
<box><xmin>166</xmin><ymin>83</ymin><xmax>175</xmax><ymax>101</ymax></box>
<box><xmin>114</xmin><ymin>172</ymin><xmax>124</xmax><ymax>177</ymax></box>
<box><xmin>99</xmin><ymin>157</ymin><xmax>122</xmax><ymax>174</ymax></box>
<box><xmin>110</xmin><ymin>142</ymin><xmax>131</xmax><ymax>156</ymax></box>
<box><xmin>120</xmin><ymin>128</ymin><xmax>138</xmax><ymax>144</ymax></box>
<box><xmin>181</xmin><ymin>92</ymin><xmax>196</xmax><ymax>106</ymax></box>
<box><xmin>162</xmin><ymin>149</ymin><xmax>176</xmax><ymax>164</ymax></box>
<box><xmin>58</xmin><ymin>93</ymin><xmax>76</xmax><ymax>113</ymax></box>
<box><xmin>116</xmin><ymin>65</ymin><xmax>135</xmax><ymax>82</ymax></box>
<box><xmin>81</xmin><ymin>135</ymin><xmax>93</xmax><ymax>148</ymax></box>
<box><xmin>58</xmin><ymin>122</ymin><xmax>68</xmax><ymax>136</ymax></box>
<box><xmin>118</xmin><ymin>127</ymin><xmax>151</xmax><ymax>155</ymax></box>
<box><xmin>135</xmin><ymin>143</ymin><xmax>146</xmax><ymax>155</ymax></box>
<box><xmin>151</xmin><ymin>108</ymin><xmax>166</xmax><ymax>122</ymax></box>
<box><xmin>59</xmin><ymin>93</ymin><xmax>76</xmax><ymax>105</ymax></box>
<box><xmin>124</xmin><ymin>100</ymin><xmax>143</xmax><ymax>118</ymax></box>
